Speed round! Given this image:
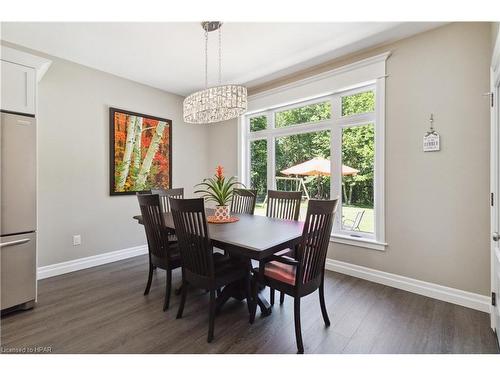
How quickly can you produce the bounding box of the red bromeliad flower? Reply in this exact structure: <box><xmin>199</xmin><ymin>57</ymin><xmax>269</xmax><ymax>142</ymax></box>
<box><xmin>215</xmin><ymin>165</ymin><xmax>224</xmax><ymax>180</ymax></box>
<box><xmin>195</xmin><ymin>165</ymin><xmax>241</xmax><ymax>207</ymax></box>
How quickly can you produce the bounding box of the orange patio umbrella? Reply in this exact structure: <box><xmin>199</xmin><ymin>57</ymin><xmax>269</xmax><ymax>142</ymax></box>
<box><xmin>281</xmin><ymin>157</ymin><xmax>359</xmax><ymax>198</ymax></box>
<box><xmin>281</xmin><ymin>156</ymin><xmax>359</xmax><ymax>176</ymax></box>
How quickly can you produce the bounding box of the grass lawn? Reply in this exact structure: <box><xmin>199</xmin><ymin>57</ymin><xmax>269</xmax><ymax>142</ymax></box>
<box><xmin>255</xmin><ymin>201</ymin><xmax>374</xmax><ymax>234</ymax></box>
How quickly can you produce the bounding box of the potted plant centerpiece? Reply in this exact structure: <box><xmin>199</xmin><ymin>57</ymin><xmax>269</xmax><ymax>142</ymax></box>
<box><xmin>195</xmin><ymin>165</ymin><xmax>242</xmax><ymax>222</ymax></box>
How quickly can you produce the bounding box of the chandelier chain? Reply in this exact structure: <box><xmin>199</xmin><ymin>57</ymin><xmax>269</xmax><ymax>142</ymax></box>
<box><xmin>218</xmin><ymin>25</ymin><xmax>222</xmax><ymax>85</ymax></box>
<box><xmin>183</xmin><ymin>21</ymin><xmax>247</xmax><ymax>124</ymax></box>
<box><xmin>204</xmin><ymin>23</ymin><xmax>208</xmax><ymax>89</ymax></box>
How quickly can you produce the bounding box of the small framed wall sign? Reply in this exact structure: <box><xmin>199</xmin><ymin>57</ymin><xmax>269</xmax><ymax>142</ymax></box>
<box><xmin>423</xmin><ymin>131</ymin><xmax>440</xmax><ymax>152</ymax></box>
<box><xmin>423</xmin><ymin>113</ymin><xmax>440</xmax><ymax>152</ymax></box>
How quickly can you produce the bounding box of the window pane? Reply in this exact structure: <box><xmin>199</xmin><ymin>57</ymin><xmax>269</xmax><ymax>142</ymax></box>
<box><xmin>275</xmin><ymin>101</ymin><xmax>331</xmax><ymax>128</ymax></box>
<box><xmin>250</xmin><ymin>139</ymin><xmax>267</xmax><ymax>214</ymax></box>
<box><xmin>341</xmin><ymin>124</ymin><xmax>374</xmax><ymax>233</ymax></box>
<box><xmin>250</xmin><ymin>115</ymin><xmax>267</xmax><ymax>132</ymax></box>
<box><xmin>342</xmin><ymin>91</ymin><xmax>375</xmax><ymax>116</ymax></box>
<box><xmin>275</xmin><ymin>130</ymin><xmax>331</xmax><ymax>220</ymax></box>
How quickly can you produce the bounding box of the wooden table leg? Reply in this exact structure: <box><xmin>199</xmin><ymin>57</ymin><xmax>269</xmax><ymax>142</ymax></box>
<box><xmin>256</xmin><ymin>288</ymin><xmax>272</xmax><ymax>316</ymax></box>
<box><xmin>211</xmin><ymin>254</ymin><xmax>273</xmax><ymax>317</ymax></box>
<box><xmin>215</xmin><ymin>279</ymin><xmax>250</xmax><ymax>314</ymax></box>
<box><xmin>255</xmin><ymin>260</ymin><xmax>272</xmax><ymax>316</ymax></box>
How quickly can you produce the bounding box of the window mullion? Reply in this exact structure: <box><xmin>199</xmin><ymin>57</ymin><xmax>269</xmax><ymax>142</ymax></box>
<box><xmin>336</xmin><ymin>112</ymin><xmax>376</xmax><ymax>127</ymax></box>
<box><xmin>267</xmin><ymin>112</ymin><xmax>276</xmax><ymax>191</ymax></box>
<box><xmin>374</xmin><ymin>77</ymin><xmax>386</xmax><ymax>243</ymax></box>
<box><xmin>241</xmin><ymin>116</ymin><xmax>249</xmax><ymax>186</ymax></box>
<box><xmin>331</xmin><ymin>94</ymin><xmax>342</xmax><ymax>233</ymax></box>
<box><xmin>247</xmin><ymin>120</ymin><xmax>335</xmax><ymax>140</ymax></box>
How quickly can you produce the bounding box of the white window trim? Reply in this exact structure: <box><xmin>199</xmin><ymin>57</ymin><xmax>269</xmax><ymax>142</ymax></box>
<box><xmin>331</xmin><ymin>234</ymin><xmax>387</xmax><ymax>251</ymax></box>
<box><xmin>238</xmin><ymin>52</ymin><xmax>390</xmax><ymax>250</ymax></box>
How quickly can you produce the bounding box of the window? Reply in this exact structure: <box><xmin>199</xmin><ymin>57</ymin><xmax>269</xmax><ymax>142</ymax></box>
<box><xmin>275</xmin><ymin>101</ymin><xmax>331</xmax><ymax>128</ymax></box>
<box><xmin>242</xmin><ymin>83</ymin><xmax>385</xmax><ymax>249</ymax></box>
<box><xmin>250</xmin><ymin>115</ymin><xmax>267</xmax><ymax>132</ymax></box>
<box><xmin>275</xmin><ymin>130</ymin><xmax>331</xmax><ymax>220</ymax></box>
<box><xmin>342</xmin><ymin>91</ymin><xmax>375</xmax><ymax>116</ymax></box>
<box><xmin>250</xmin><ymin>139</ymin><xmax>267</xmax><ymax>204</ymax></box>
<box><xmin>341</xmin><ymin>124</ymin><xmax>374</xmax><ymax>234</ymax></box>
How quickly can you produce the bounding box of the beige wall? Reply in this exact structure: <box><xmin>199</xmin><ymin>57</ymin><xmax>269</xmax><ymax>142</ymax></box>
<box><xmin>492</xmin><ymin>22</ymin><xmax>499</xmax><ymax>52</ymax></box>
<box><xmin>2</xmin><ymin>23</ymin><xmax>493</xmax><ymax>295</ymax></box>
<box><xmin>208</xmin><ymin>22</ymin><xmax>493</xmax><ymax>295</ymax></box>
<box><xmin>206</xmin><ymin>119</ymin><xmax>239</xmax><ymax>178</ymax></box>
<box><xmin>331</xmin><ymin>22</ymin><xmax>491</xmax><ymax>296</ymax></box>
<box><xmin>2</xmin><ymin>42</ymin><xmax>209</xmax><ymax>267</ymax></box>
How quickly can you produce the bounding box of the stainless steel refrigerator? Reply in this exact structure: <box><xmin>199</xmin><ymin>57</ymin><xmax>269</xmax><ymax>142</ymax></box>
<box><xmin>1</xmin><ymin>111</ymin><xmax>37</xmax><ymax>311</ymax></box>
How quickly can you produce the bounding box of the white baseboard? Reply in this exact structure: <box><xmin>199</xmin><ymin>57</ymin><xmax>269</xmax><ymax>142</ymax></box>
<box><xmin>325</xmin><ymin>258</ymin><xmax>491</xmax><ymax>313</ymax></box>
<box><xmin>37</xmin><ymin>245</ymin><xmax>148</xmax><ymax>280</ymax></box>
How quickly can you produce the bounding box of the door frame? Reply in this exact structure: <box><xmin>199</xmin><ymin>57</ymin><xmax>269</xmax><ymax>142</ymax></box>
<box><xmin>490</xmin><ymin>25</ymin><xmax>500</xmax><ymax>334</ymax></box>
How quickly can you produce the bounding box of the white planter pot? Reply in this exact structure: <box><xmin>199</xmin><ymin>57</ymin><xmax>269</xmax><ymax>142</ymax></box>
<box><xmin>214</xmin><ymin>205</ymin><xmax>230</xmax><ymax>221</ymax></box>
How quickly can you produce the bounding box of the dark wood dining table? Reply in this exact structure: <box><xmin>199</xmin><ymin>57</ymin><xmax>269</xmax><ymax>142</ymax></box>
<box><xmin>133</xmin><ymin>209</ymin><xmax>304</xmax><ymax>316</ymax></box>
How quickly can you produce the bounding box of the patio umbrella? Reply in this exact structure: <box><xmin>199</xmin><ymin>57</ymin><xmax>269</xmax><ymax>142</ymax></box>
<box><xmin>281</xmin><ymin>157</ymin><xmax>359</xmax><ymax>197</ymax></box>
<box><xmin>281</xmin><ymin>156</ymin><xmax>359</xmax><ymax>176</ymax></box>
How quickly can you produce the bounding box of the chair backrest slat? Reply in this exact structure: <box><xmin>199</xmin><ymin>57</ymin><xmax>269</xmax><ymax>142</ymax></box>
<box><xmin>297</xmin><ymin>199</ymin><xmax>339</xmax><ymax>285</ymax></box>
<box><xmin>266</xmin><ymin>190</ymin><xmax>302</xmax><ymax>221</ymax></box>
<box><xmin>137</xmin><ymin>194</ymin><xmax>172</xmax><ymax>261</ymax></box>
<box><xmin>170</xmin><ymin>198</ymin><xmax>214</xmax><ymax>279</ymax></box>
<box><xmin>151</xmin><ymin>188</ymin><xmax>184</xmax><ymax>213</ymax></box>
<box><xmin>231</xmin><ymin>188</ymin><xmax>257</xmax><ymax>215</ymax></box>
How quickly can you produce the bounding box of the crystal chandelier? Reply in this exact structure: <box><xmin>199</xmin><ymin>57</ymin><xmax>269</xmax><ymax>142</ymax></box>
<box><xmin>183</xmin><ymin>22</ymin><xmax>247</xmax><ymax>124</ymax></box>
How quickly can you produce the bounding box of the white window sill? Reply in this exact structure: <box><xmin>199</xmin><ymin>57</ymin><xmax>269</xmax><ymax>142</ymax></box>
<box><xmin>330</xmin><ymin>234</ymin><xmax>387</xmax><ymax>251</ymax></box>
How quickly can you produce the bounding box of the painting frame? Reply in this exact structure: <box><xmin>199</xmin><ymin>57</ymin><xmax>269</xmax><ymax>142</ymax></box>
<box><xmin>109</xmin><ymin>107</ymin><xmax>172</xmax><ymax>196</ymax></box>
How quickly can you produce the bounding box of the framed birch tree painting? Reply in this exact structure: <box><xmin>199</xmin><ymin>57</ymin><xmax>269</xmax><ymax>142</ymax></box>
<box><xmin>110</xmin><ymin>107</ymin><xmax>172</xmax><ymax>195</ymax></box>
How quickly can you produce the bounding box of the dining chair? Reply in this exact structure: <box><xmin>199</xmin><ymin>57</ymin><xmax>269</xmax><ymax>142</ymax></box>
<box><xmin>151</xmin><ymin>187</ymin><xmax>184</xmax><ymax>213</ymax></box>
<box><xmin>266</xmin><ymin>190</ymin><xmax>303</xmax><ymax>305</ymax></box>
<box><xmin>137</xmin><ymin>194</ymin><xmax>182</xmax><ymax>311</ymax></box>
<box><xmin>250</xmin><ymin>198</ymin><xmax>339</xmax><ymax>353</ymax></box>
<box><xmin>150</xmin><ymin>188</ymin><xmax>184</xmax><ymax>243</ymax></box>
<box><xmin>231</xmin><ymin>188</ymin><xmax>257</xmax><ymax>215</ymax></box>
<box><xmin>170</xmin><ymin>197</ymin><xmax>252</xmax><ymax>343</ymax></box>
<box><xmin>266</xmin><ymin>190</ymin><xmax>302</xmax><ymax>221</ymax></box>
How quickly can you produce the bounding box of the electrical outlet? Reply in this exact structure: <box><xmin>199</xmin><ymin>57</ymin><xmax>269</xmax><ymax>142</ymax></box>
<box><xmin>73</xmin><ymin>235</ymin><xmax>81</xmax><ymax>246</ymax></box>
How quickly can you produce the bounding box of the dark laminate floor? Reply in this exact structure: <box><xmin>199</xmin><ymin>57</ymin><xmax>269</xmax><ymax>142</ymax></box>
<box><xmin>1</xmin><ymin>255</ymin><xmax>498</xmax><ymax>354</ymax></box>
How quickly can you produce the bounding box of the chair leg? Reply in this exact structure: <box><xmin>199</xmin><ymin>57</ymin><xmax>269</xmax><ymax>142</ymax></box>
<box><xmin>280</xmin><ymin>291</ymin><xmax>285</xmax><ymax>305</ymax></box>
<box><xmin>270</xmin><ymin>287</ymin><xmax>275</xmax><ymax>306</ymax></box>
<box><xmin>319</xmin><ymin>279</ymin><xmax>330</xmax><ymax>326</ymax></box>
<box><xmin>143</xmin><ymin>263</ymin><xmax>153</xmax><ymax>295</ymax></box>
<box><xmin>163</xmin><ymin>268</ymin><xmax>172</xmax><ymax>311</ymax></box>
<box><xmin>174</xmin><ymin>284</ymin><xmax>182</xmax><ymax>296</ymax></box>
<box><xmin>294</xmin><ymin>297</ymin><xmax>304</xmax><ymax>354</ymax></box>
<box><xmin>207</xmin><ymin>290</ymin><xmax>216</xmax><ymax>343</ymax></box>
<box><xmin>176</xmin><ymin>281</ymin><xmax>187</xmax><ymax>319</ymax></box>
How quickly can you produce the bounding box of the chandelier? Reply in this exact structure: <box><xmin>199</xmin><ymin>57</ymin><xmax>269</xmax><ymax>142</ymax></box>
<box><xmin>183</xmin><ymin>22</ymin><xmax>247</xmax><ymax>124</ymax></box>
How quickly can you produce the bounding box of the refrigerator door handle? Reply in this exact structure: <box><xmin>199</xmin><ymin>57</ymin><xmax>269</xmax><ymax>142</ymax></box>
<box><xmin>0</xmin><ymin>238</ymin><xmax>31</xmax><ymax>248</ymax></box>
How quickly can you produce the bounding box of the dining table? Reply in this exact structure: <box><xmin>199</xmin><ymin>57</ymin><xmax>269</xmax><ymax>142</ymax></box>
<box><xmin>133</xmin><ymin>209</ymin><xmax>304</xmax><ymax>316</ymax></box>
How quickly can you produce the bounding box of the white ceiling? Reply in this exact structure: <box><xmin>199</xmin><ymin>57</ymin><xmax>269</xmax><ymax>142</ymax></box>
<box><xmin>1</xmin><ymin>22</ymin><xmax>445</xmax><ymax>96</ymax></box>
